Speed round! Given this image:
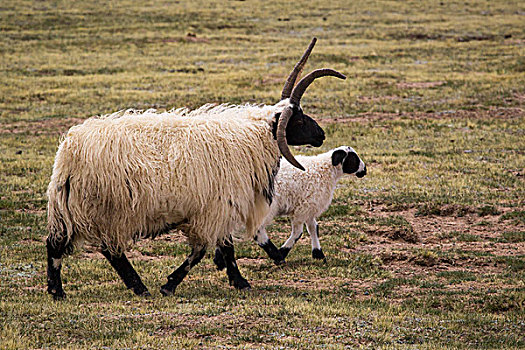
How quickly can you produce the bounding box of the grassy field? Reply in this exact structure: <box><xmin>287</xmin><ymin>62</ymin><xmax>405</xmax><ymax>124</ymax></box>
<box><xmin>1</xmin><ymin>0</ymin><xmax>524</xmax><ymax>348</ymax></box>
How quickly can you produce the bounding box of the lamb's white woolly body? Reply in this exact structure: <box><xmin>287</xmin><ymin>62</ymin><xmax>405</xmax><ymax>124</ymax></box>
<box><xmin>269</xmin><ymin>151</ymin><xmax>344</xmax><ymax>224</ymax></box>
<box><xmin>47</xmin><ymin>103</ymin><xmax>284</xmax><ymax>254</ymax></box>
<box><xmin>252</xmin><ymin>146</ymin><xmax>365</xmax><ymax>262</ymax></box>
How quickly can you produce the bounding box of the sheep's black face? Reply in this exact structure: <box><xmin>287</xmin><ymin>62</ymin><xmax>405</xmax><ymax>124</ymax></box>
<box><xmin>332</xmin><ymin>147</ymin><xmax>367</xmax><ymax>177</ymax></box>
<box><xmin>273</xmin><ymin>106</ymin><xmax>325</xmax><ymax>147</ymax></box>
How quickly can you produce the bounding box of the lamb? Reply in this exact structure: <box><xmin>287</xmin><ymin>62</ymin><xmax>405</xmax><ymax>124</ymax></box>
<box><xmin>46</xmin><ymin>38</ymin><xmax>346</xmax><ymax>299</ymax></box>
<box><xmin>215</xmin><ymin>146</ymin><xmax>365</xmax><ymax>268</ymax></box>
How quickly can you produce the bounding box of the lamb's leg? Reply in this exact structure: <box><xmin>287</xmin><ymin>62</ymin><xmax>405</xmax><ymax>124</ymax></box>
<box><xmin>279</xmin><ymin>222</ymin><xmax>304</xmax><ymax>259</ymax></box>
<box><xmin>100</xmin><ymin>247</ymin><xmax>150</xmax><ymax>297</ymax></box>
<box><xmin>218</xmin><ymin>239</ymin><xmax>251</xmax><ymax>290</ymax></box>
<box><xmin>46</xmin><ymin>235</ymin><xmax>71</xmax><ymax>300</ymax></box>
<box><xmin>160</xmin><ymin>245</ymin><xmax>206</xmax><ymax>296</ymax></box>
<box><xmin>255</xmin><ymin>227</ymin><xmax>285</xmax><ymax>265</ymax></box>
<box><xmin>306</xmin><ymin>218</ymin><xmax>326</xmax><ymax>261</ymax></box>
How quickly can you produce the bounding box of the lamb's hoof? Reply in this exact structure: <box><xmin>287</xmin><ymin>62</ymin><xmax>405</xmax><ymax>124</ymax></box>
<box><xmin>160</xmin><ymin>285</ymin><xmax>175</xmax><ymax>296</ymax></box>
<box><xmin>312</xmin><ymin>248</ymin><xmax>326</xmax><ymax>262</ymax></box>
<box><xmin>273</xmin><ymin>258</ymin><xmax>286</xmax><ymax>266</ymax></box>
<box><xmin>278</xmin><ymin>247</ymin><xmax>291</xmax><ymax>259</ymax></box>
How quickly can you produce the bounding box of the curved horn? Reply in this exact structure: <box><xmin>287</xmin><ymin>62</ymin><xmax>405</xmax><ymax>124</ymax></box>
<box><xmin>289</xmin><ymin>69</ymin><xmax>346</xmax><ymax>106</ymax></box>
<box><xmin>276</xmin><ymin>106</ymin><xmax>305</xmax><ymax>171</ymax></box>
<box><xmin>280</xmin><ymin>38</ymin><xmax>317</xmax><ymax>100</ymax></box>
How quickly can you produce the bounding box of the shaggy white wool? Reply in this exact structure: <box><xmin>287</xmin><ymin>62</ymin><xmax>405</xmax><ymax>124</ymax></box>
<box><xmin>47</xmin><ymin>103</ymin><xmax>285</xmax><ymax>254</ymax></box>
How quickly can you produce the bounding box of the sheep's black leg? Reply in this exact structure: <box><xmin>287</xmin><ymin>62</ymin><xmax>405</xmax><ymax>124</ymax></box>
<box><xmin>214</xmin><ymin>228</ymin><xmax>284</xmax><ymax>269</ymax></box>
<box><xmin>254</xmin><ymin>228</ymin><xmax>285</xmax><ymax>265</ymax></box>
<box><xmin>218</xmin><ymin>240</ymin><xmax>251</xmax><ymax>290</ymax></box>
<box><xmin>279</xmin><ymin>222</ymin><xmax>304</xmax><ymax>260</ymax></box>
<box><xmin>46</xmin><ymin>235</ymin><xmax>71</xmax><ymax>300</ymax></box>
<box><xmin>306</xmin><ymin>219</ymin><xmax>326</xmax><ymax>262</ymax></box>
<box><xmin>100</xmin><ymin>248</ymin><xmax>150</xmax><ymax>297</ymax></box>
<box><xmin>213</xmin><ymin>247</ymin><xmax>226</xmax><ymax>271</ymax></box>
<box><xmin>160</xmin><ymin>245</ymin><xmax>206</xmax><ymax>296</ymax></box>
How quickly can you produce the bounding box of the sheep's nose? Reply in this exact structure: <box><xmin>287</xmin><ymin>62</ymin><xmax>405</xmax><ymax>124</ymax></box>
<box><xmin>311</xmin><ymin>129</ymin><xmax>325</xmax><ymax>147</ymax></box>
<box><xmin>356</xmin><ymin>165</ymin><xmax>367</xmax><ymax>178</ymax></box>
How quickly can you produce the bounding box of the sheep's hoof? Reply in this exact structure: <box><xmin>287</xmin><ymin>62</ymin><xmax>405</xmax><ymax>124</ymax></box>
<box><xmin>160</xmin><ymin>285</ymin><xmax>175</xmax><ymax>296</ymax></box>
<box><xmin>232</xmin><ymin>278</ymin><xmax>251</xmax><ymax>291</ymax></box>
<box><xmin>48</xmin><ymin>286</ymin><xmax>66</xmax><ymax>301</ymax></box>
<box><xmin>312</xmin><ymin>248</ymin><xmax>326</xmax><ymax>261</ymax></box>
<box><xmin>52</xmin><ymin>291</ymin><xmax>66</xmax><ymax>301</ymax></box>
<box><xmin>131</xmin><ymin>284</ymin><xmax>151</xmax><ymax>297</ymax></box>
<box><xmin>136</xmin><ymin>289</ymin><xmax>152</xmax><ymax>297</ymax></box>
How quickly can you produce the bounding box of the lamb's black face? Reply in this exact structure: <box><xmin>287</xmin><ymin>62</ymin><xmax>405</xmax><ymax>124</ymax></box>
<box><xmin>332</xmin><ymin>147</ymin><xmax>367</xmax><ymax>177</ymax></box>
<box><xmin>273</xmin><ymin>106</ymin><xmax>325</xmax><ymax>147</ymax></box>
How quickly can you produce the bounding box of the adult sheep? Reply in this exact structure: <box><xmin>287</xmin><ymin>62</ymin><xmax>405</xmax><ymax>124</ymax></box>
<box><xmin>215</xmin><ymin>146</ymin><xmax>366</xmax><ymax>267</ymax></box>
<box><xmin>46</xmin><ymin>38</ymin><xmax>346</xmax><ymax>299</ymax></box>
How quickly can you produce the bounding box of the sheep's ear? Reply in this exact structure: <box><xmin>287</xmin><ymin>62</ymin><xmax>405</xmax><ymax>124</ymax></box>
<box><xmin>331</xmin><ymin>150</ymin><xmax>347</xmax><ymax>166</ymax></box>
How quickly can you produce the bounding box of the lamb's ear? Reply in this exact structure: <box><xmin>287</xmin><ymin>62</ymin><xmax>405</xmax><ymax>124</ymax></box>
<box><xmin>331</xmin><ymin>150</ymin><xmax>347</xmax><ymax>166</ymax></box>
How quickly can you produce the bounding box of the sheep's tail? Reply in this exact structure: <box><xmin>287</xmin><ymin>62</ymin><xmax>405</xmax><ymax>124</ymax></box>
<box><xmin>47</xmin><ymin>175</ymin><xmax>75</xmax><ymax>251</ymax></box>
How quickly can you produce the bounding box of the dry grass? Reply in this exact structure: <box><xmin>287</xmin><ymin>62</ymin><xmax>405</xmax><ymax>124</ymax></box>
<box><xmin>1</xmin><ymin>0</ymin><xmax>524</xmax><ymax>348</ymax></box>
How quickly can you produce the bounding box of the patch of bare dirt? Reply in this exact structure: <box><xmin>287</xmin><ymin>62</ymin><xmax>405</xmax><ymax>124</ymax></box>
<box><xmin>0</xmin><ymin>117</ymin><xmax>84</xmax><ymax>135</ymax></box>
<box><xmin>354</xmin><ymin>205</ymin><xmax>524</xmax><ymax>278</ymax></box>
<box><xmin>366</xmin><ymin>225</ymin><xmax>419</xmax><ymax>243</ymax></box>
